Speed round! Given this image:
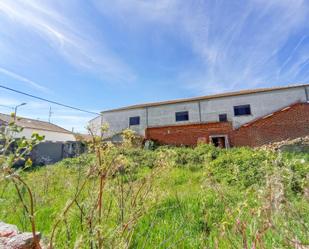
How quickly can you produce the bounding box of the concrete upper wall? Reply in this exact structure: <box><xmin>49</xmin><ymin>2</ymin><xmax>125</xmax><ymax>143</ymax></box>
<box><xmin>200</xmin><ymin>87</ymin><xmax>307</xmax><ymax>128</ymax></box>
<box><xmin>147</xmin><ymin>102</ymin><xmax>200</xmax><ymax>126</ymax></box>
<box><xmin>89</xmin><ymin>85</ymin><xmax>309</xmax><ymax>137</ymax></box>
<box><xmin>102</xmin><ymin>108</ymin><xmax>147</xmax><ymax>137</ymax></box>
<box><xmin>88</xmin><ymin>116</ymin><xmax>102</xmax><ymax>136</ymax></box>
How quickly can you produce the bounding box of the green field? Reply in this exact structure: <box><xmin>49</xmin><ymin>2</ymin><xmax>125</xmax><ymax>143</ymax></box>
<box><xmin>0</xmin><ymin>144</ymin><xmax>308</xmax><ymax>248</ymax></box>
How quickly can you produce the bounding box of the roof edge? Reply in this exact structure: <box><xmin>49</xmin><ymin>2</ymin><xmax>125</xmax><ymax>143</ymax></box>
<box><xmin>0</xmin><ymin>113</ymin><xmax>73</xmax><ymax>134</ymax></box>
<box><xmin>101</xmin><ymin>83</ymin><xmax>309</xmax><ymax>113</ymax></box>
<box><xmin>21</xmin><ymin>125</ymin><xmax>74</xmax><ymax>134</ymax></box>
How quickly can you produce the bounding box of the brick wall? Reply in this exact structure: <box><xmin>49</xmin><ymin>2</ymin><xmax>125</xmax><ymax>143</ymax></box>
<box><xmin>231</xmin><ymin>102</ymin><xmax>309</xmax><ymax>147</ymax></box>
<box><xmin>145</xmin><ymin>122</ymin><xmax>233</xmax><ymax>146</ymax></box>
<box><xmin>145</xmin><ymin>103</ymin><xmax>309</xmax><ymax>147</ymax></box>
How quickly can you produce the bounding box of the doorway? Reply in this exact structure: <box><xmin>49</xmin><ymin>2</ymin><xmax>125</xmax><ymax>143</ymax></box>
<box><xmin>209</xmin><ymin>135</ymin><xmax>229</xmax><ymax>148</ymax></box>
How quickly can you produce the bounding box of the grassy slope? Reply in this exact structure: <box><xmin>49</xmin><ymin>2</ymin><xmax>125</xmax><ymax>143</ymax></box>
<box><xmin>0</xmin><ymin>145</ymin><xmax>308</xmax><ymax>248</ymax></box>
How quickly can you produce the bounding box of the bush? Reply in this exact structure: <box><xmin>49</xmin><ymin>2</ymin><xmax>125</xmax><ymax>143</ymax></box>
<box><xmin>206</xmin><ymin>147</ymin><xmax>309</xmax><ymax>195</ymax></box>
<box><xmin>170</xmin><ymin>144</ymin><xmax>220</xmax><ymax>171</ymax></box>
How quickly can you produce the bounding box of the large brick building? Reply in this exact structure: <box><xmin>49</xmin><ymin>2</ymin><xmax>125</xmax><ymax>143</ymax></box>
<box><xmin>89</xmin><ymin>84</ymin><xmax>309</xmax><ymax>147</ymax></box>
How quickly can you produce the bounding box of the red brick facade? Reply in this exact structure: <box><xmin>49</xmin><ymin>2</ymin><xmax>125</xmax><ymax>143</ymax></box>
<box><xmin>145</xmin><ymin>102</ymin><xmax>309</xmax><ymax>147</ymax></box>
<box><xmin>231</xmin><ymin>102</ymin><xmax>309</xmax><ymax>147</ymax></box>
<box><xmin>145</xmin><ymin>122</ymin><xmax>233</xmax><ymax>146</ymax></box>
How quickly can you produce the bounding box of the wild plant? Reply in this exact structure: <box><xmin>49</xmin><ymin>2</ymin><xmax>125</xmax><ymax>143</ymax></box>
<box><xmin>48</xmin><ymin>125</ymin><xmax>164</xmax><ymax>248</ymax></box>
<box><xmin>203</xmin><ymin>151</ymin><xmax>309</xmax><ymax>248</ymax></box>
<box><xmin>0</xmin><ymin>114</ymin><xmax>44</xmax><ymax>249</ymax></box>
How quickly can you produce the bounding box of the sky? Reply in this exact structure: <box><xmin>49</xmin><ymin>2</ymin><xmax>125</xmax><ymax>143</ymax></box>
<box><xmin>0</xmin><ymin>0</ymin><xmax>309</xmax><ymax>133</ymax></box>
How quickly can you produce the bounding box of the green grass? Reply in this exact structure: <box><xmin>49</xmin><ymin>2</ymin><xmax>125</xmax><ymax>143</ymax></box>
<box><xmin>0</xmin><ymin>145</ymin><xmax>308</xmax><ymax>248</ymax></box>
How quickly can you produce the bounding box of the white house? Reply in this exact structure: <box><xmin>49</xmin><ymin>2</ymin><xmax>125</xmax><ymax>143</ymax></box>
<box><xmin>0</xmin><ymin>113</ymin><xmax>76</xmax><ymax>142</ymax></box>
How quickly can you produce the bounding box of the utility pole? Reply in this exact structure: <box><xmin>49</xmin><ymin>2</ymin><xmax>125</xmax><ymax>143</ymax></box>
<box><xmin>48</xmin><ymin>106</ymin><xmax>53</xmax><ymax>123</ymax></box>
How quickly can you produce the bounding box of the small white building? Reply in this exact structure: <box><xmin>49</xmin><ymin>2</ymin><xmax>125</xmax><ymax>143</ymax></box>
<box><xmin>0</xmin><ymin>113</ymin><xmax>76</xmax><ymax>142</ymax></box>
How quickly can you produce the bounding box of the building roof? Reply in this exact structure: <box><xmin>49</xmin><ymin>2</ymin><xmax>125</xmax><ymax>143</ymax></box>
<box><xmin>102</xmin><ymin>83</ymin><xmax>309</xmax><ymax>113</ymax></box>
<box><xmin>0</xmin><ymin>113</ymin><xmax>73</xmax><ymax>134</ymax></box>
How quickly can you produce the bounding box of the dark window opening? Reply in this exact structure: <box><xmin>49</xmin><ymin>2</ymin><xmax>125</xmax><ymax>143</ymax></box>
<box><xmin>234</xmin><ymin>105</ymin><xmax>251</xmax><ymax>116</ymax></box>
<box><xmin>219</xmin><ymin>114</ymin><xmax>227</xmax><ymax>122</ymax></box>
<box><xmin>211</xmin><ymin>136</ymin><xmax>226</xmax><ymax>148</ymax></box>
<box><xmin>175</xmin><ymin>111</ymin><xmax>189</xmax><ymax>122</ymax></box>
<box><xmin>129</xmin><ymin>116</ymin><xmax>140</xmax><ymax>126</ymax></box>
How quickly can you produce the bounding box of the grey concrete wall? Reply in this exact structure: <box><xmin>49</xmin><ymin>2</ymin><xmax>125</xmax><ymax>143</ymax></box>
<box><xmin>32</xmin><ymin>142</ymin><xmax>63</xmax><ymax>164</ymax></box>
<box><xmin>31</xmin><ymin>141</ymin><xmax>86</xmax><ymax>165</ymax></box>
<box><xmin>200</xmin><ymin>87</ymin><xmax>307</xmax><ymax>128</ymax></box>
<box><xmin>88</xmin><ymin>116</ymin><xmax>102</xmax><ymax>136</ymax></box>
<box><xmin>102</xmin><ymin>108</ymin><xmax>147</xmax><ymax>137</ymax></box>
<box><xmin>147</xmin><ymin>101</ymin><xmax>200</xmax><ymax>127</ymax></box>
<box><xmin>89</xmin><ymin>86</ymin><xmax>308</xmax><ymax>137</ymax></box>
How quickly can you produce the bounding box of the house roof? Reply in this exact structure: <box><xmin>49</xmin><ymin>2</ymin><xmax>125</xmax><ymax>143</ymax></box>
<box><xmin>0</xmin><ymin>113</ymin><xmax>73</xmax><ymax>134</ymax></box>
<box><xmin>102</xmin><ymin>83</ymin><xmax>309</xmax><ymax>113</ymax></box>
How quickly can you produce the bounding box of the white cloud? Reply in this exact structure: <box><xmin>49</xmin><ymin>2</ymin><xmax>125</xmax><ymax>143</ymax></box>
<box><xmin>95</xmin><ymin>0</ymin><xmax>309</xmax><ymax>93</ymax></box>
<box><xmin>0</xmin><ymin>0</ymin><xmax>308</xmax><ymax>95</ymax></box>
<box><xmin>0</xmin><ymin>67</ymin><xmax>49</xmax><ymax>92</ymax></box>
<box><xmin>0</xmin><ymin>95</ymin><xmax>95</xmax><ymax>133</ymax></box>
<box><xmin>0</xmin><ymin>97</ymin><xmax>20</xmax><ymax>107</ymax></box>
<box><xmin>93</xmin><ymin>0</ymin><xmax>180</xmax><ymax>24</ymax></box>
<box><xmin>0</xmin><ymin>0</ymin><xmax>136</xmax><ymax>83</ymax></box>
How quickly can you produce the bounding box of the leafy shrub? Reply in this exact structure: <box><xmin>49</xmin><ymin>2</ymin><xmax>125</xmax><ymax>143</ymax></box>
<box><xmin>170</xmin><ymin>144</ymin><xmax>220</xmax><ymax>171</ymax></box>
<box><xmin>206</xmin><ymin>147</ymin><xmax>271</xmax><ymax>188</ymax></box>
<box><xmin>206</xmin><ymin>147</ymin><xmax>309</xmax><ymax>195</ymax></box>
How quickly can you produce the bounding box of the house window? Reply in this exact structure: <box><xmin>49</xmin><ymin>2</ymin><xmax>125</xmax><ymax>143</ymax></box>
<box><xmin>129</xmin><ymin>116</ymin><xmax>140</xmax><ymax>126</ymax></box>
<box><xmin>234</xmin><ymin>105</ymin><xmax>251</xmax><ymax>116</ymax></box>
<box><xmin>219</xmin><ymin>114</ymin><xmax>227</xmax><ymax>122</ymax></box>
<box><xmin>175</xmin><ymin>111</ymin><xmax>189</xmax><ymax>122</ymax></box>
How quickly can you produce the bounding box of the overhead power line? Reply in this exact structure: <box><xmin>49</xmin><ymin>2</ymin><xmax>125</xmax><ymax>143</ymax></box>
<box><xmin>0</xmin><ymin>84</ymin><xmax>100</xmax><ymax>116</ymax></box>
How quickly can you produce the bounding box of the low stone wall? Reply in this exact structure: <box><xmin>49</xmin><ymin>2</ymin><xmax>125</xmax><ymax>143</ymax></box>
<box><xmin>0</xmin><ymin>222</ymin><xmax>41</xmax><ymax>249</ymax></box>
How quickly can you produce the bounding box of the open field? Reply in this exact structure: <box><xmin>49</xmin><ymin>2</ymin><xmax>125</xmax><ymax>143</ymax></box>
<box><xmin>0</xmin><ymin>144</ymin><xmax>308</xmax><ymax>248</ymax></box>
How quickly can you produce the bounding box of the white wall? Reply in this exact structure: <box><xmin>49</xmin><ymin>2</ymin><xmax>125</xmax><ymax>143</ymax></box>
<box><xmin>89</xmin><ymin>86</ymin><xmax>308</xmax><ymax>137</ymax></box>
<box><xmin>88</xmin><ymin>116</ymin><xmax>102</xmax><ymax>136</ymax></box>
<box><xmin>14</xmin><ymin>128</ymin><xmax>76</xmax><ymax>142</ymax></box>
<box><xmin>200</xmin><ymin>87</ymin><xmax>307</xmax><ymax>128</ymax></box>
<box><xmin>102</xmin><ymin>108</ymin><xmax>147</xmax><ymax>137</ymax></box>
<box><xmin>147</xmin><ymin>102</ymin><xmax>200</xmax><ymax>126</ymax></box>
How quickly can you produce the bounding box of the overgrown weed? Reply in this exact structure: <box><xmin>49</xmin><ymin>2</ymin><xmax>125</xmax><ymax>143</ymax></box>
<box><xmin>1</xmin><ymin>124</ymin><xmax>308</xmax><ymax>248</ymax></box>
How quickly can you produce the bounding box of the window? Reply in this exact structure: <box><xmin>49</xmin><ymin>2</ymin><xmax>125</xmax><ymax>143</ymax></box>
<box><xmin>129</xmin><ymin>116</ymin><xmax>140</xmax><ymax>126</ymax></box>
<box><xmin>234</xmin><ymin>105</ymin><xmax>251</xmax><ymax>116</ymax></box>
<box><xmin>219</xmin><ymin>114</ymin><xmax>227</xmax><ymax>122</ymax></box>
<box><xmin>175</xmin><ymin>111</ymin><xmax>189</xmax><ymax>122</ymax></box>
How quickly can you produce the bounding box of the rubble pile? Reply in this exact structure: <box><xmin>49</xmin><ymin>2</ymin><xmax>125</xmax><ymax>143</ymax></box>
<box><xmin>260</xmin><ymin>136</ymin><xmax>309</xmax><ymax>152</ymax></box>
<box><xmin>0</xmin><ymin>222</ymin><xmax>41</xmax><ymax>249</ymax></box>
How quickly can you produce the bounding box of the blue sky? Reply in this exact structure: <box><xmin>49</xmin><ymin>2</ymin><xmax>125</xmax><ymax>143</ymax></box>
<box><xmin>0</xmin><ymin>0</ymin><xmax>309</xmax><ymax>132</ymax></box>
